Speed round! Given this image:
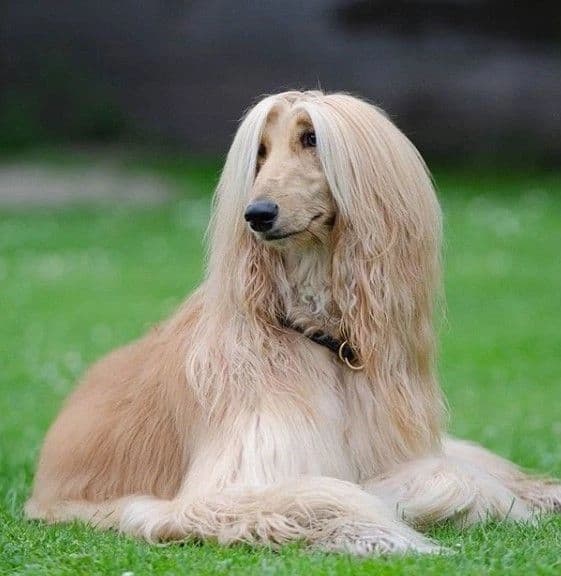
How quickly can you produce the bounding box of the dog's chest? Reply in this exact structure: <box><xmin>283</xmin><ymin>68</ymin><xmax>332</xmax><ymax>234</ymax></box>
<box><xmin>238</xmin><ymin>390</ymin><xmax>353</xmax><ymax>484</ymax></box>
<box><xmin>185</xmin><ymin>351</ymin><xmax>356</xmax><ymax>494</ymax></box>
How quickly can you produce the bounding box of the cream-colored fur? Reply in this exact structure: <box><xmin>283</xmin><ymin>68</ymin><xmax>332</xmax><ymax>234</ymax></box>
<box><xmin>26</xmin><ymin>91</ymin><xmax>560</xmax><ymax>555</ymax></box>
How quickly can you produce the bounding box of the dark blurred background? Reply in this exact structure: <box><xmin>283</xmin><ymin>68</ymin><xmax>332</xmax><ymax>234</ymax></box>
<box><xmin>2</xmin><ymin>0</ymin><xmax>561</xmax><ymax>165</ymax></box>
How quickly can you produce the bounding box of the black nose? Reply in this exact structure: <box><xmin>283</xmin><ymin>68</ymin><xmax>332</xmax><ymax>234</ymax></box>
<box><xmin>244</xmin><ymin>200</ymin><xmax>279</xmax><ymax>232</ymax></box>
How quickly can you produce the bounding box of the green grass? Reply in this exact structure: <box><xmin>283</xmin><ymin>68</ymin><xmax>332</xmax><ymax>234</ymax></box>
<box><xmin>1</xmin><ymin>161</ymin><xmax>560</xmax><ymax>575</ymax></box>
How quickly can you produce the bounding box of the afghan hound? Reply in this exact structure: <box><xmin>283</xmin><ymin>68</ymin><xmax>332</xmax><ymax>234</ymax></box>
<box><xmin>26</xmin><ymin>91</ymin><xmax>560</xmax><ymax>555</ymax></box>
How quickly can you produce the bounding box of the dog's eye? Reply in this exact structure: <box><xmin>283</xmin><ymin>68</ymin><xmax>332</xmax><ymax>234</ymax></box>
<box><xmin>258</xmin><ymin>143</ymin><xmax>267</xmax><ymax>158</ymax></box>
<box><xmin>301</xmin><ymin>131</ymin><xmax>316</xmax><ymax>148</ymax></box>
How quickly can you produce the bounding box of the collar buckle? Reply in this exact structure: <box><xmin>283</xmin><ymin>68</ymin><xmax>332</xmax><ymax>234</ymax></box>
<box><xmin>337</xmin><ymin>340</ymin><xmax>365</xmax><ymax>371</ymax></box>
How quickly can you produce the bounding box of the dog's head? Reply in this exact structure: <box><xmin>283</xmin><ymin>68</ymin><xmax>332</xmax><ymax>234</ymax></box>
<box><xmin>244</xmin><ymin>98</ymin><xmax>335</xmax><ymax>247</ymax></box>
<box><xmin>233</xmin><ymin>92</ymin><xmax>441</xmax><ymax>262</ymax></box>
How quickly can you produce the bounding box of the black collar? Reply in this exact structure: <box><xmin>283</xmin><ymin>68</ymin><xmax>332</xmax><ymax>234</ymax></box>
<box><xmin>279</xmin><ymin>318</ymin><xmax>364</xmax><ymax>370</ymax></box>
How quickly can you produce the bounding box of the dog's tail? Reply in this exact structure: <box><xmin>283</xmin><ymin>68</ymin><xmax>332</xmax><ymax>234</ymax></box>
<box><xmin>26</xmin><ymin>476</ymin><xmax>438</xmax><ymax>555</ymax></box>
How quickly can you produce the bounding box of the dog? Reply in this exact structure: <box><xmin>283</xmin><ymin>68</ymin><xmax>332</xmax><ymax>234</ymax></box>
<box><xmin>26</xmin><ymin>91</ymin><xmax>561</xmax><ymax>555</ymax></box>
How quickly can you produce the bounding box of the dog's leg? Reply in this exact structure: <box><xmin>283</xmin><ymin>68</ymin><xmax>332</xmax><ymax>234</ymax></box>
<box><xmin>27</xmin><ymin>478</ymin><xmax>440</xmax><ymax>555</ymax></box>
<box><xmin>362</xmin><ymin>438</ymin><xmax>561</xmax><ymax>529</ymax></box>
<box><xmin>119</xmin><ymin>477</ymin><xmax>440</xmax><ymax>555</ymax></box>
<box><xmin>443</xmin><ymin>438</ymin><xmax>561</xmax><ymax>514</ymax></box>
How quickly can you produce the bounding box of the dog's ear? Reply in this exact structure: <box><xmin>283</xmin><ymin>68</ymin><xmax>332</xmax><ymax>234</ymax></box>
<box><xmin>322</xmin><ymin>95</ymin><xmax>444</xmax><ymax>450</ymax></box>
<box><xmin>315</xmin><ymin>95</ymin><xmax>442</xmax><ymax>378</ymax></box>
<box><xmin>204</xmin><ymin>94</ymin><xmax>289</xmax><ymax>329</ymax></box>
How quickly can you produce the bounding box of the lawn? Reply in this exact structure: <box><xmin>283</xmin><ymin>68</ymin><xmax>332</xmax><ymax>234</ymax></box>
<box><xmin>1</xmin><ymin>158</ymin><xmax>560</xmax><ymax>575</ymax></box>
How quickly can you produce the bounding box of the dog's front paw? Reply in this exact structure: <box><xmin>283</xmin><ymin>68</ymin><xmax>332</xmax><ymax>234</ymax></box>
<box><xmin>313</xmin><ymin>520</ymin><xmax>441</xmax><ymax>556</ymax></box>
<box><xmin>521</xmin><ymin>479</ymin><xmax>561</xmax><ymax>514</ymax></box>
<box><xmin>120</xmin><ymin>497</ymin><xmax>187</xmax><ymax>542</ymax></box>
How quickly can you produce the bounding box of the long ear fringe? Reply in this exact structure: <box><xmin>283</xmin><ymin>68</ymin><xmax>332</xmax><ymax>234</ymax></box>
<box><xmin>204</xmin><ymin>94</ymin><xmax>286</xmax><ymax>326</ymax></box>
<box><xmin>305</xmin><ymin>94</ymin><xmax>445</xmax><ymax>456</ymax></box>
